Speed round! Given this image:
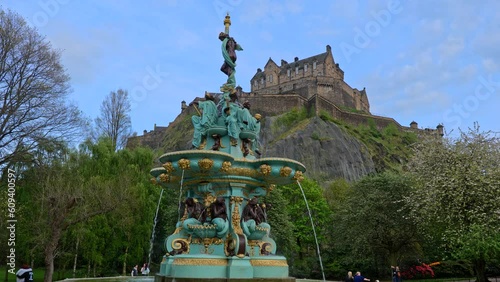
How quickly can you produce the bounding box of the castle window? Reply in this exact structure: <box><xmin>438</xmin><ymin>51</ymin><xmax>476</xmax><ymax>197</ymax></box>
<box><xmin>287</xmin><ymin>69</ymin><xmax>291</xmax><ymax>77</ymax></box>
<box><xmin>260</xmin><ymin>78</ymin><xmax>264</xmax><ymax>85</ymax></box>
<box><xmin>304</xmin><ymin>64</ymin><xmax>308</xmax><ymax>72</ymax></box>
<box><xmin>295</xmin><ymin>66</ymin><xmax>298</xmax><ymax>75</ymax></box>
<box><xmin>270</xmin><ymin>74</ymin><xmax>273</xmax><ymax>82</ymax></box>
<box><xmin>313</xmin><ymin>61</ymin><xmax>317</xmax><ymax>69</ymax></box>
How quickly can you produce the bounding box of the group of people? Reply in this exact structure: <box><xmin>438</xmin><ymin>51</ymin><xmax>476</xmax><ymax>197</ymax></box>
<box><xmin>345</xmin><ymin>271</ymin><xmax>370</xmax><ymax>282</ymax></box>
<box><xmin>344</xmin><ymin>266</ymin><xmax>401</xmax><ymax>282</ymax></box>
<box><xmin>131</xmin><ymin>263</ymin><xmax>150</xmax><ymax>276</ymax></box>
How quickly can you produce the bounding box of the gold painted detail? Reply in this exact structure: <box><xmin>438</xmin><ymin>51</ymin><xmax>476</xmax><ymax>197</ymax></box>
<box><xmin>178</xmin><ymin>158</ymin><xmax>191</xmax><ymax>170</ymax></box>
<box><xmin>187</xmin><ymin>224</ymin><xmax>216</xmax><ymax>230</ymax></box>
<box><xmin>267</xmin><ymin>184</ymin><xmax>275</xmax><ymax>194</ymax></box>
<box><xmin>150</xmin><ymin>177</ymin><xmax>157</xmax><ymax>185</ymax></box>
<box><xmin>250</xmin><ymin>260</ymin><xmax>288</xmax><ymax>267</ymax></box>
<box><xmin>159</xmin><ymin>173</ymin><xmax>169</xmax><ymax>183</ymax></box>
<box><xmin>171</xmin><ymin>238</ymin><xmax>190</xmax><ymax>255</ymax></box>
<box><xmin>198</xmin><ymin>158</ymin><xmax>214</xmax><ymax>171</ymax></box>
<box><xmin>280</xmin><ymin>166</ymin><xmax>292</xmax><ymax>177</ymax></box>
<box><xmin>225</xmin><ymin>233</ymin><xmax>236</xmax><ymax>257</ymax></box>
<box><xmin>220</xmin><ymin>161</ymin><xmax>232</xmax><ymax>172</ymax></box>
<box><xmin>259</xmin><ymin>164</ymin><xmax>271</xmax><ymax>176</ymax></box>
<box><xmin>293</xmin><ymin>170</ymin><xmax>304</xmax><ymax>182</ymax></box>
<box><xmin>199</xmin><ymin>138</ymin><xmax>206</xmax><ymax>150</ymax></box>
<box><xmin>247</xmin><ymin>240</ymin><xmax>262</xmax><ymax>257</ymax></box>
<box><xmin>191</xmin><ymin>238</ymin><xmax>223</xmax><ymax>245</ymax></box>
<box><xmin>173</xmin><ymin>258</ymin><xmax>227</xmax><ymax>266</ymax></box>
<box><xmin>203</xmin><ymin>193</ymin><xmax>216</xmax><ymax>215</ymax></box>
<box><xmin>163</xmin><ymin>162</ymin><xmax>174</xmax><ymax>173</ymax></box>
<box><xmin>227</xmin><ymin>167</ymin><xmax>259</xmax><ymax>178</ymax></box>
<box><xmin>256</xmin><ymin>225</ymin><xmax>270</xmax><ymax>232</ymax></box>
<box><xmin>231</xmin><ymin>196</ymin><xmax>244</xmax><ymax>235</ymax></box>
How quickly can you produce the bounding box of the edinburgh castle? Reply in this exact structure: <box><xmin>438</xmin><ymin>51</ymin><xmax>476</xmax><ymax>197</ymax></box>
<box><xmin>128</xmin><ymin>45</ymin><xmax>443</xmax><ymax>149</ymax></box>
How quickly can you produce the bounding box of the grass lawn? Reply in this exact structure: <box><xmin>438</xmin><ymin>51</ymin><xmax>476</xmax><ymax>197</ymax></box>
<box><xmin>0</xmin><ymin>266</ymin><xmax>45</xmax><ymax>282</ymax></box>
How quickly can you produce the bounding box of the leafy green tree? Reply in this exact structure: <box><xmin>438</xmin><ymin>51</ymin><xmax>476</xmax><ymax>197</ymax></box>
<box><xmin>277</xmin><ymin>178</ymin><xmax>331</xmax><ymax>279</ymax></box>
<box><xmin>16</xmin><ymin>139</ymin><xmax>155</xmax><ymax>281</ymax></box>
<box><xmin>332</xmin><ymin>172</ymin><xmax>422</xmax><ymax>277</ymax></box>
<box><xmin>406</xmin><ymin>125</ymin><xmax>500</xmax><ymax>282</ymax></box>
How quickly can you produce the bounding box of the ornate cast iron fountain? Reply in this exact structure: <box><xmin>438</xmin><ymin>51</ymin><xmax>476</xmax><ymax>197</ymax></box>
<box><xmin>150</xmin><ymin>14</ymin><xmax>305</xmax><ymax>281</ymax></box>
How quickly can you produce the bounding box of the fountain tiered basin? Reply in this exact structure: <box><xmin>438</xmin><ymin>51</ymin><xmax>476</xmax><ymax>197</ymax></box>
<box><xmin>150</xmin><ymin>149</ymin><xmax>305</xmax><ymax>282</ymax></box>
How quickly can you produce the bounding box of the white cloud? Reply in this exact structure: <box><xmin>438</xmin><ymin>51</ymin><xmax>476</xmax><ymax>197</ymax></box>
<box><xmin>482</xmin><ymin>58</ymin><xmax>498</xmax><ymax>72</ymax></box>
<box><xmin>437</xmin><ymin>35</ymin><xmax>464</xmax><ymax>60</ymax></box>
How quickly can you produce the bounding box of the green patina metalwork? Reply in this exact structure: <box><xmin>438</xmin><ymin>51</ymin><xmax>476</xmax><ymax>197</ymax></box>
<box><xmin>150</xmin><ymin>14</ymin><xmax>305</xmax><ymax>281</ymax></box>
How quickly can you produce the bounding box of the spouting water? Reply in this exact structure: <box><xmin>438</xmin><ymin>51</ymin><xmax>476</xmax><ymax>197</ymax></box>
<box><xmin>297</xmin><ymin>180</ymin><xmax>326</xmax><ymax>281</ymax></box>
<box><xmin>147</xmin><ymin>188</ymin><xmax>164</xmax><ymax>269</ymax></box>
<box><xmin>177</xmin><ymin>169</ymin><xmax>186</xmax><ymax>222</ymax></box>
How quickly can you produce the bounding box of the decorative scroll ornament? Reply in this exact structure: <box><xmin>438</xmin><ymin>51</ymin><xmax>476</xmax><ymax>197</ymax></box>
<box><xmin>293</xmin><ymin>170</ymin><xmax>304</xmax><ymax>182</ymax></box>
<box><xmin>280</xmin><ymin>166</ymin><xmax>292</xmax><ymax>177</ymax></box>
<box><xmin>178</xmin><ymin>158</ymin><xmax>191</xmax><ymax>170</ymax></box>
<box><xmin>198</xmin><ymin>158</ymin><xmax>214</xmax><ymax>171</ymax></box>
<box><xmin>163</xmin><ymin>162</ymin><xmax>174</xmax><ymax>173</ymax></box>
<box><xmin>259</xmin><ymin>164</ymin><xmax>271</xmax><ymax>176</ymax></box>
<box><xmin>220</xmin><ymin>161</ymin><xmax>232</xmax><ymax>172</ymax></box>
<box><xmin>171</xmin><ymin>238</ymin><xmax>190</xmax><ymax>255</ymax></box>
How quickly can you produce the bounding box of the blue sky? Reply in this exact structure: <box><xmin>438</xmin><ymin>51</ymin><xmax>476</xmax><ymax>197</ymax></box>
<box><xmin>2</xmin><ymin>0</ymin><xmax>499</xmax><ymax>138</ymax></box>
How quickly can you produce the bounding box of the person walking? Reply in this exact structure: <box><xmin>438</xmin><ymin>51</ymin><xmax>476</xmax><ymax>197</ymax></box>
<box><xmin>354</xmin><ymin>271</ymin><xmax>370</xmax><ymax>282</ymax></box>
<box><xmin>392</xmin><ymin>266</ymin><xmax>402</xmax><ymax>282</ymax></box>
<box><xmin>345</xmin><ymin>271</ymin><xmax>354</xmax><ymax>282</ymax></box>
<box><xmin>16</xmin><ymin>264</ymin><xmax>33</xmax><ymax>282</ymax></box>
<box><xmin>141</xmin><ymin>263</ymin><xmax>150</xmax><ymax>276</ymax></box>
<box><xmin>131</xmin><ymin>264</ymin><xmax>138</xmax><ymax>276</ymax></box>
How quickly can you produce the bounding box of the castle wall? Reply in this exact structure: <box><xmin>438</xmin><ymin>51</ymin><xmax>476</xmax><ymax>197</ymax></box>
<box><xmin>237</xmin><ymin>93</ymin><xmax>308</xmax><ymax>117</ymax></box>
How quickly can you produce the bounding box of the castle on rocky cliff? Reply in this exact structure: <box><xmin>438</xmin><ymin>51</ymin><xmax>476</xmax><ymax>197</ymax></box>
<box><xmin>129</xmin><ymin>45</ymin><xmax>443</xmax><ymax>148</ymax></box>
<box><xmin>250</xmin><ymin>45</ymin><xmax>369</xmax><ymax>114</ymax></box>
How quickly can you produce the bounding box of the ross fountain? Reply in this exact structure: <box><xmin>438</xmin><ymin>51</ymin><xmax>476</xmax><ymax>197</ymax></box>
<box><xmin>149</xmin><ymin>13</ymin><xmax>307</xmax><ymax>282</ymax></box>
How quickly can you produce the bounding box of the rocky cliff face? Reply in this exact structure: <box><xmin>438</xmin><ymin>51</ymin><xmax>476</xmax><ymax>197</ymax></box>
<box><xmin>260</xmin><ymin>116</ymin><xmax>375</xmax><ymax>183</ymax></box>
<box><xmin>151</xmin><ymin>109</ymin><xmax>375</xmax><ymax>185</ymax></box>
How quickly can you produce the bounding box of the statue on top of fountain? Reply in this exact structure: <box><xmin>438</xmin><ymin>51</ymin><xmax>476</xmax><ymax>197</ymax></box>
<box><xmin>189</xmin><ymin>13</ymin><xmax>261</xmax><ymax>156</ymax></box>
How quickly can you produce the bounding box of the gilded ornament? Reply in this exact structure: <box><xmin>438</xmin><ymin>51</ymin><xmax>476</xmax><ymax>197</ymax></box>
<box><xmin>178</xmin><ymin>158</ymin><xmax>191</xmax><ymax>170</ymax></box>
<box><xmin>231</xmin><ymin>196</ymin><xmax>244</xmax><ymax>235</ymax></box>
<box><xmin>162</xmin><ymin>162</ymin><xmax>174</xmax><ymax>173</ymax></box>
<box><xmin>171</xmin><ymin>238</ymin><xmax>190</xmax><ymax>254</ymax></box>
<box><xmin>224</xmin><ymin>233</ymin><xmax>236</xmax><ymax>257</ymax></box>
<box><xmin>198</xmin><ymin>158</ymin><xmax>214</xmax><ymax>171</ymax></box>
<box><xmin>150</xmin><ymin>177</ymin><xmax>157</xmax><ymax>185</ymax></box>
<box><xmin>220</xmin><ymin>161</ymin><xmax>232</xmax><ymax>172</ymax></box>
<box><xmin>159</xmin><ymin>173</ymin><xmax>169</xmax><ymax>183</ymax></box>
<box><xmin>280</xmin><ymin>166</ymin><xmax>292</xmax><ymax>177</ymax></box>
<box><xmin>228</xmin><ymin>167</ymin><xmax>258</xmax><ymax>178</ymax></box>
<box><xmin>260</xmin><ymin>164</ymin><xmax>271</xmax><ymax>175</ymax></box>
<box><xmin>267</xmin><ymin>184</ymin><xmax>275</xmax><ymax>193</ymax></box>
<box><xmin>174</xmin><ymin>258</ymin><xmax>227</xmax><ymax>266</ymax></box>
<box><xmin>293</xmin><ymin>170</ymin><xmax>304</xmax><ymax>182</ymax></box>
<box><xmin>250</xmin><ymin>260</ymin><xmax>288</xmax><ymax>267</ymax></box>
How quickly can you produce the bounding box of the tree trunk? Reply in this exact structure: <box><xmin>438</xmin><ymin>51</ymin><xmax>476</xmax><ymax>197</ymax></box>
<box><xmin>44</xmin><ymin>227</ymin><xmax>62</xmax><ymax>282</ymax></box>
<box><xmin>122</xmin><ymin>246</ymin><xmax>129</xmax><ymax>275</ymax></box>
<box><xmin>474</xmin><ymin>258</ymin><xmax>488</xmax><ymax>282</ymax></box>
<box><xmin>44</xmin><ymin>250</ymin><xmax>55</xmax><ymax>282</ymax></box>
<box><xmin>73</xmin><ymin>237</ymin><xmax>79</xmax><ymax>278</ymax></box>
